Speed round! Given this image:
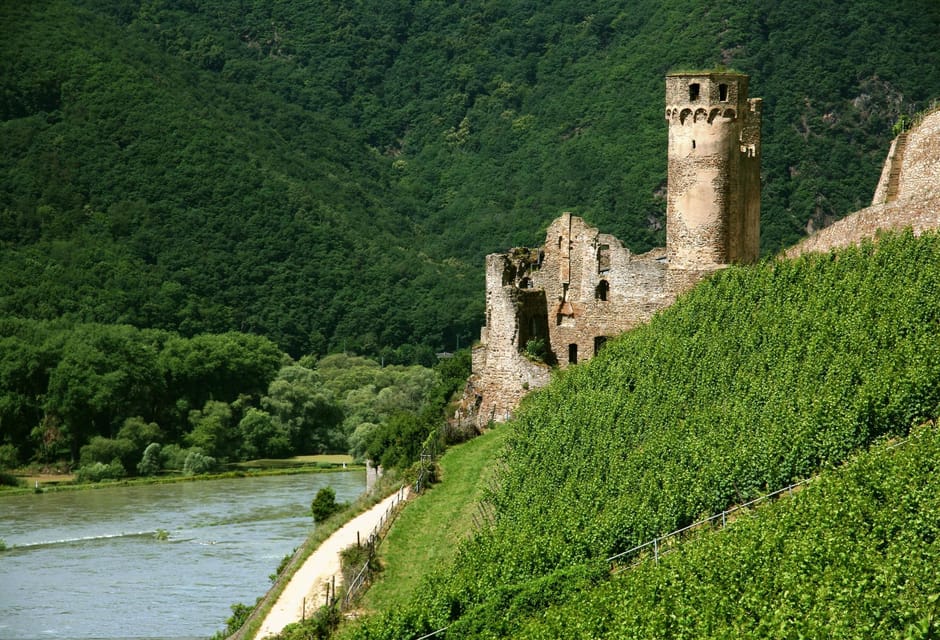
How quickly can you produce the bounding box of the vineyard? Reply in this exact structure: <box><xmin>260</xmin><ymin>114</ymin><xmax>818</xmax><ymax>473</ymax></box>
<box><xmin>509</xmin><ymin>424</ymin><xmax>940</xmax><ymax>638</ymax></box>
<box><xmin>344</xmin><ymin>229</ymin><xmax>940</xmax><ymax>639</ymax></box>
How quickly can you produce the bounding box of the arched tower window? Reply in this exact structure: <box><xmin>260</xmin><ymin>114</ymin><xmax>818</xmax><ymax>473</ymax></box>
<box><xmin>595</xmin><ymin>279</ymin><xmax>610</xmax><ymax>301</ymax></box>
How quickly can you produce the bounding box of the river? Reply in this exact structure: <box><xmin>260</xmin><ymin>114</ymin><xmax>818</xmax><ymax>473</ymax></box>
<box><xmin>0</xmin><ymin>471</ymin><xmax>365</xmax><ymax>640</ymax></box>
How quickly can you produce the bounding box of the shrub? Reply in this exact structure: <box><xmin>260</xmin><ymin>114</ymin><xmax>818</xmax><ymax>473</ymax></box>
<box><xmin>524</xmin><ymin>338</ymin><xmax>548</xmax><ymax>363</ymax></box>
<box><xmin>182</xmin><ymin>449</ymin><xmax>217</xmax><ymax>475</ymax></box>
<box><xmin>210</xmin><ymin>601</ymin><xmax>254</xmax><ymax>640</ymax></box>
<box><xmin>275</xmin><ymin>605</ymin><xmax>340</xmax><ymax>639</ymax></box>
<box><xmin>311</xmin><ymin>486</ymin><xmax>341</xmax><ymax>523</ymax></box>
<box><xmin>160</xmin><ymin>444</ymin><xmax>188</xmax><ymax>471</ymax></box>
<box><xmin>0</xmin><ymin>471</ymin><xmax>21</xmax><ymax>487</ymax></box>
<box><xmin>79</xmin><ymin>436</ymin><xmax>135</xmax><ymax>470</ymax></box>
<box><xmin>269</xmin><ymin>551</ymin><xmax>294</xmax><ymax>582</ymax></box>
<box><xmin>137</xmin><ymin>443</ymin><xmax>162</xmax><ymax>476</ymax></box>
<box><xmin>76</xmin><ymin>458</ymin><xmax>125</xmax><ymax>483</ymax></box>
<box><xmin>0</xmin><ymin>444</ymin><xmax>19</xmax><ymax>470</ymax></box>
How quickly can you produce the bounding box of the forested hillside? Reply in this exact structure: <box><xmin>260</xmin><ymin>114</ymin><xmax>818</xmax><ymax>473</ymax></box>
<box><xmin>345</xmin><ymin>230</ymin><xmax>940</xmax><ymax>638</ymax></box>
<box><xmin>2</xmin><ymin>0</ymin><xmax>939</xmax><ymax>359</ymax></box>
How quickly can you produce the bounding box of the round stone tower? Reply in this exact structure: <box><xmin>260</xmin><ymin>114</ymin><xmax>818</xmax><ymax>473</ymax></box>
<box><xmin>664</xmin><ymin>72</ymin><xmax>761</xmax><ymax>269</ymax></box>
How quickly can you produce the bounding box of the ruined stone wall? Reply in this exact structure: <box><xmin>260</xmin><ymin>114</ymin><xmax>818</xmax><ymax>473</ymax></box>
<box><xmin>469</xmin><ymin>253</ymin><xmax>552</xmax><ymax>425</ymax></box>
<box><xmin>871</xmin><ymin>136</ymin><xmax>902</xmax><ymax>206</ymax></box>
<box><xmin>466</xmin><ymin>215</ymin><xmax>684</xmax><ymax>425</ymax></box>
<box><xmin>788</xmin><ymin>108</ymin><xmax>940</xmax><ymax>258</ymax></box>
<box><xmin>531</xmin><ymin>214</ymin><xmax>672</xmax><ymax>366</ymax></box>
<box><xmin>898</xmin><ymin>107</ymin><xmax>940</xmax><ymax>202</ymax></box>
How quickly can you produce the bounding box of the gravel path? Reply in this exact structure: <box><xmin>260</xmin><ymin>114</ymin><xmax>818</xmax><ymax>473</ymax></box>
<box><xmin>255</xmin><ymin>488</ymin><xmax>407</xmax><ymax>639</ymax></box>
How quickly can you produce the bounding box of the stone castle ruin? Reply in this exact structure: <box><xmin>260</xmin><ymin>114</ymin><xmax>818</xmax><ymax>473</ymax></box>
<box><xmin>463</xmin><ymin>72</ymin><xmax>764</xmax><ymax>426</ymax></box>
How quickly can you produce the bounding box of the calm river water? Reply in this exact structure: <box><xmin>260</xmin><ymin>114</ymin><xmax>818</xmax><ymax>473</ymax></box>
<box><xmin>0</xmin><ymin>471</ymin><xmax>365</xmax><ymax>640</ymax></box>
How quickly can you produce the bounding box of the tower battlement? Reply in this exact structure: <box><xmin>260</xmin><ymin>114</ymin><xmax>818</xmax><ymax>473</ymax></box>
<box><xmin>665</xmin><ymin>72</ymin><xmax>751</xmax><ymax>111</ymax></box>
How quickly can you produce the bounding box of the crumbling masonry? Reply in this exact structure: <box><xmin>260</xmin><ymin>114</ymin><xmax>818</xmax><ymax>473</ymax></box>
<box><xmin>461</xmin><ymin>72</ymin><xmax>763</xmax><ymax>426</ymax></box>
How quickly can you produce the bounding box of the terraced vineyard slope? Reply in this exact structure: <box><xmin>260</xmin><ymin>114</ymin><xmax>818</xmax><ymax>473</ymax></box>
<box><xmin>345</xmin><ymin>230</ymin><xmax>940</xmax><ymax>639</ymax></box>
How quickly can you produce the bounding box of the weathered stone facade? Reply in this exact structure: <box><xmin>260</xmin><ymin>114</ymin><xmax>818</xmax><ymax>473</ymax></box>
<box><xmin>665</xmin><ymin>73</ymin><xmax>762</xmax><ymax>268</ymax></box>
<box><xmin>461</xmin><ymin>73</ymin><xmax>763</xmax><ymax>427</ymax></box>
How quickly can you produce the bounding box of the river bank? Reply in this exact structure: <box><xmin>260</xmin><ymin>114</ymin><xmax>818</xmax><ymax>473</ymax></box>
<box><xmin>0</xmin><ymin>454</ymin><xmax>361</xmax><ymax>497</ymax></box>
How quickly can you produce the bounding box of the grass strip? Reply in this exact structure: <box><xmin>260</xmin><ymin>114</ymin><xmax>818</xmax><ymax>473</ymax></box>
<box><xmin>356</xmin><ymin>425</ymin><xmax>511</xmax><ymax>614</ymax></box>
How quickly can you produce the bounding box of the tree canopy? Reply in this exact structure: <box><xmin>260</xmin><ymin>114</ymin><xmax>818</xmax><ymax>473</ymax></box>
<box><xmin>2</xmin><ymin>0</ymin><xmax>938</xmax><ymax>359</ymax></box>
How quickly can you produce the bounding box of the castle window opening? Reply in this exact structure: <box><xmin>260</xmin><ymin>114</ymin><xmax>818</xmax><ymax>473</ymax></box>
<box><xmin>594</xmin><ymin>336</ymin><xmax>607</xmax><ymax>354</ymax></box>
<box><xmin>568</xmin><ymin>343</ymin><xmax>578</xmax><ymax>364</ymax></box>
<box><xmin>719</xmin><ymin>83</ymin><xmax>728</xmax><ymax>101</ymax></box>
<box><xmin>597</xmin><ymin>244</ymin><xmax>610</xmax><ymax>272</ymax></box>
<box><xmin>519</xmin><ymin>277</ymin><xmax>531</xmax><ymax>289</ymax></box>
<box><xmin>595</xmin><ymin>279</ymin><xmax>610</xmax><ymax>301</ymax></box>
<box><xmin>692</xmin><ymin>139</ymin><xmax>696</xmax><ymax>150</ymax></box>
<box><xmin>689</xmin><ymin>83</ymin><xmax>700</xmax><ymax>101</ymax></box>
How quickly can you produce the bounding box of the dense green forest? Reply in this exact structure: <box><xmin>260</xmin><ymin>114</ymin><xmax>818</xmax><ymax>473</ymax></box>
<box><xmin>344</xmin><ymin>230</ymin><xmax>940</xmax><ymax>638</ymax></box>
<box><xmin>0</xmin><ymin>314</ymin><xmax>470</xmax><ymax>473</ymax></box>
<box><xmin>2</xmin><ymin>0</ymin><xmax>939</xmax><ymax>360</ymax></box>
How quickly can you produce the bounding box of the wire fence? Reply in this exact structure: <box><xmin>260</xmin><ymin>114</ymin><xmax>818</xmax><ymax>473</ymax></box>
<box><xmin>341</xmin><ymin>437</ymin><xmax>441</xmax><ymax>610</ymax></box>
<box><xmin>606</xmin><ymin>479</ymin><xmax>811</xmax><ymax>571</ymax></box>
<box><xmin>340</xmin><ymin>484</ymin><xmax>409</xmax><ymax>609</ymax></box>
<box><xmin>606</xmin><ymin>433</ymin><xmax>913</xmax><ymax>571</ymax></box>
<box><xmin>407</xmin><ymin>432</ymin><xmax>917</xmax><ymax>639</ymax></box>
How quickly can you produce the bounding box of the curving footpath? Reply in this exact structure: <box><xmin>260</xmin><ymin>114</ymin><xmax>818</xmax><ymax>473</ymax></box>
<box><xmin>255</xmin><ymin>489</ymin><xmax>406</xmax><ymax>639</ymax></box>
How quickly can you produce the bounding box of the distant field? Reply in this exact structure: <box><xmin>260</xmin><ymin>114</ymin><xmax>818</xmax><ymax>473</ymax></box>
<box><xmin>19</xmin><ymin>472</ymin><xmax>75</xmax><ymax>486</ymax></box>
<box><xmin>233</xmin><ymin>454</ymin><xmax>357</xmax><ymax>469</ymax></box>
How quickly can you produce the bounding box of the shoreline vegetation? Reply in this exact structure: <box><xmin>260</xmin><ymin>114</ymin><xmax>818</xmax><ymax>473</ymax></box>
<box><xmin>0</xmin><ymin>454</ymin><xmax>361</xmax><ymax>497</ymax></box>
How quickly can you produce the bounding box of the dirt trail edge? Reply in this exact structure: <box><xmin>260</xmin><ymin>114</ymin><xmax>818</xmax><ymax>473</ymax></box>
<box><xmin>255</xmin><ymin>489</ymin><xmax>406</xmax><ymax>639</ymax></box>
